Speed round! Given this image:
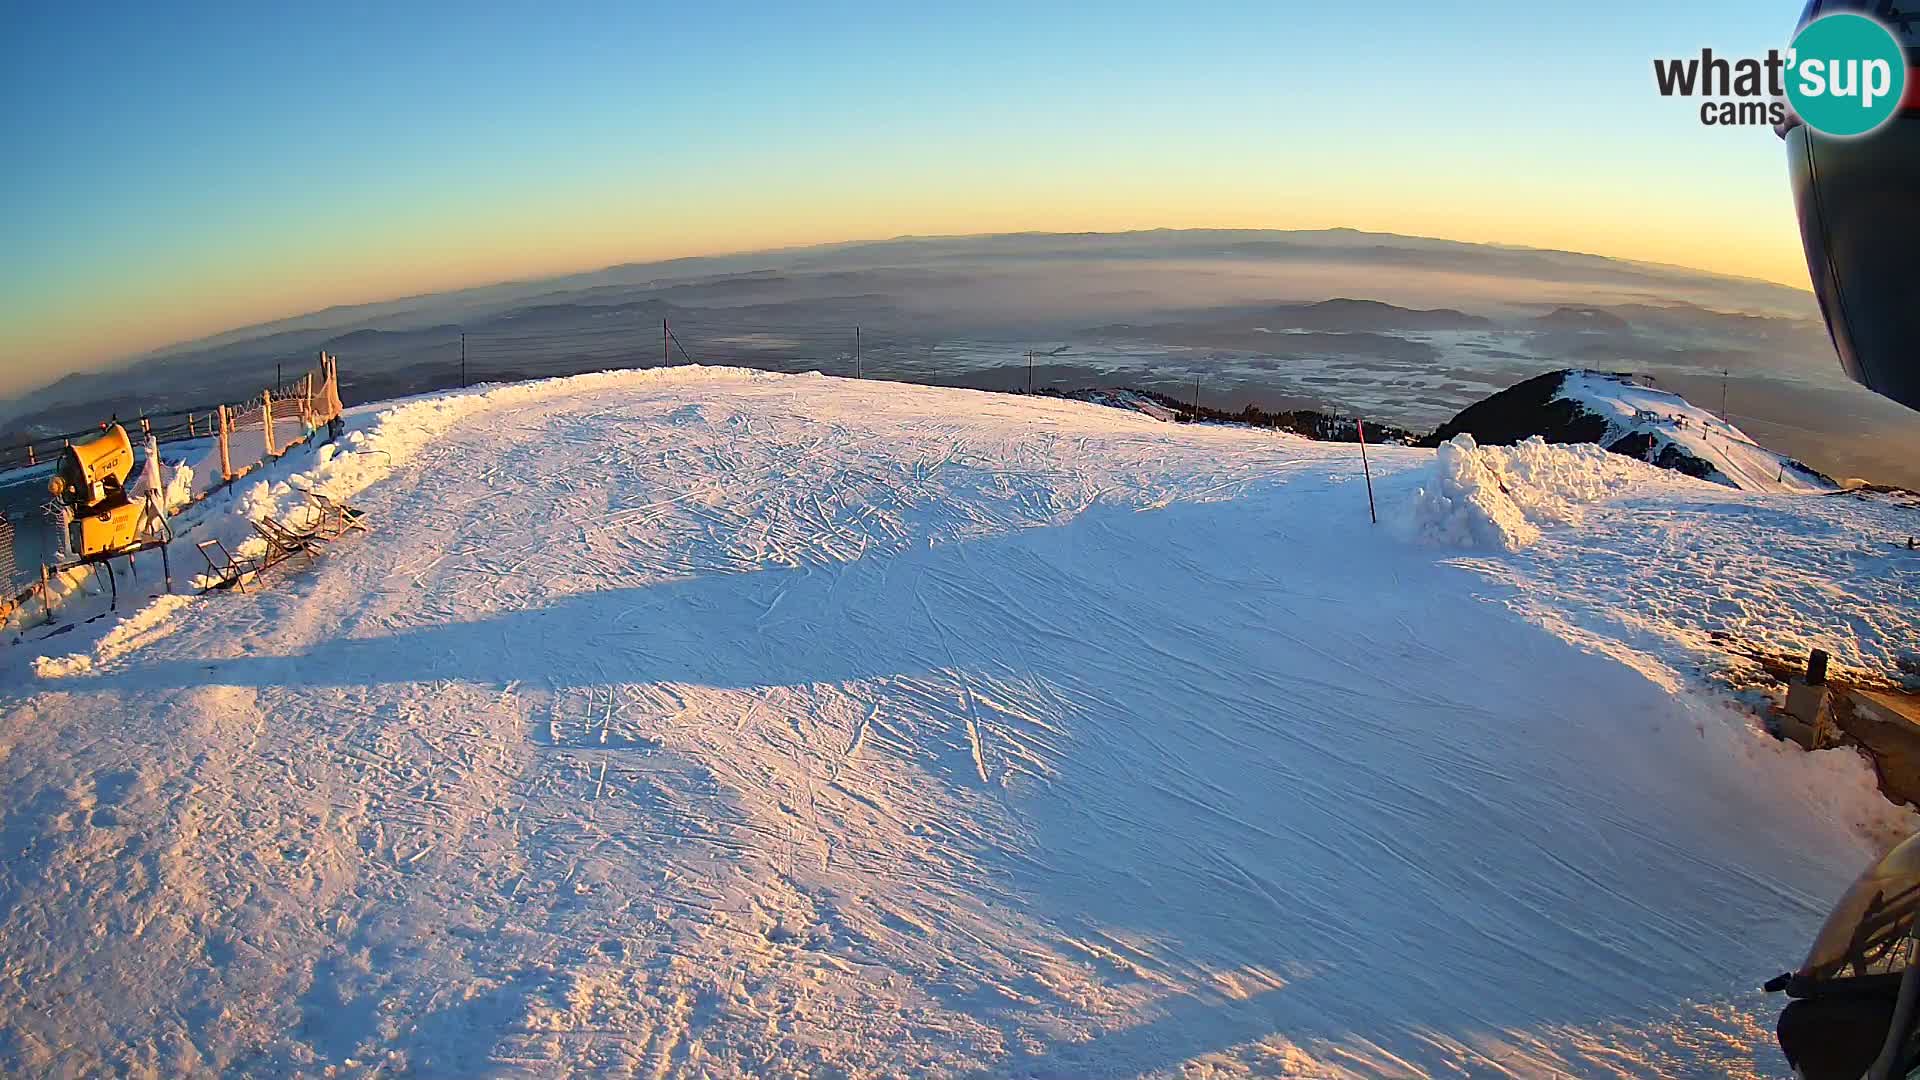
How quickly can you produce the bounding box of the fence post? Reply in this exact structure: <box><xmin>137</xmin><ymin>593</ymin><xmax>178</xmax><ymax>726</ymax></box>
<box><xmin>263</xmin><ymin>391</ymin><xmax>277</xmax><ymax>457</ymax></box>
<box><xmin>218</xmin><ymin>405</ymin><xmax>232</xmax><ymax>480</ymax></box>
<box><xmin>1357</xmin><ymin>419</ymin><xmax>1378</xmax><ymax>525</ymax></box>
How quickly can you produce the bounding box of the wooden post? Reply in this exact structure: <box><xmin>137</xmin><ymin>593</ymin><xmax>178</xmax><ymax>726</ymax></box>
<box><xmin>218</xmin><ymin>405</ymin><xmax>232</xmax><ymax>480</ymax></box>
<box><xmin>25</xmin><ymin>444</ymin><xmax>33</xmax><ymax>466</ymax></box>
<box><xmin>1357</xmin><ymin>419</ymin><xmax>1378</xmax><ymax>525</ymax></box>
<box><xmin>263</xmin><ymin>390</ymin><xmax>277</xmax><ymax>457</ymax></box>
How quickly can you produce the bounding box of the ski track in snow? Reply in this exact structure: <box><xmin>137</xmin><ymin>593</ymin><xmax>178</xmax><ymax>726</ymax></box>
<box><xmin>0</xmin><ymin>368</ymin><xmax>1914</xmax><ymax>1078</ymax></box>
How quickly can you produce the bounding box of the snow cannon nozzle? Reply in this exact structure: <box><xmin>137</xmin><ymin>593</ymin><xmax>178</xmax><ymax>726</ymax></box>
<box><xmin>50</xmin><ymin>423</ymin><xmax>134</xmax><ymax>509</ymax></box>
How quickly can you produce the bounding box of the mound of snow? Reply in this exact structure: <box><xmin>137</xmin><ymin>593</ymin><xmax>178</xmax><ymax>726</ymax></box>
<box><xmin>33</xmin><ymin>593</ymin><xmax>195</xmax><ymax>678</ymax></box>
<box><xmin>1399</xmin><ymin>433</ymin><xmax>1654</xmax><ymax>550</ymax></box>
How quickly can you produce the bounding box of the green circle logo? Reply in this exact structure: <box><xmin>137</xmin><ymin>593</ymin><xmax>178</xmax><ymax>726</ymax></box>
<box><xmin>1787</xmin><ymin>13</ymin><xmax>1907</xmax><ymax>137</ymax></box>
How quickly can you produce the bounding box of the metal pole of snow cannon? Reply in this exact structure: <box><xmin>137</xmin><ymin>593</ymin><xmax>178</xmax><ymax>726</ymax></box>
<box><xmin>461</xmin><ymin>332</ymin><xmax>468</xmax><ymax>388</ymax></box>
<box><xmin>153</xmin><ymin>493</ymin><xmax>173</xmax><ymax>594</ymax></box>
<box><xmin>1357</xmin><ymin>419</ymin><xmax>1378</xmax><ymax>525</ymax></box>
<box><xmin>855</xmin><ymin>326</ymin><xmax>861</xmax><ymax>379</ymax></box>
<box><xmin>663</xmin><ymin>319</ymin><xmax>669</xmax><ymax>368</ymax></box>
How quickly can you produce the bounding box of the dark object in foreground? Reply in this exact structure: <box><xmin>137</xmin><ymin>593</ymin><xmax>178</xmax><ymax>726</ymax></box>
<box><xmin>1782</xmin><ymin>4</ymin><xmax>1920</xmax><ymax>412</ymax></box>
<box><xmin>1767</xmin><ymin>832</ymin><xmax>1920</xmax><ymax>1078</ymax></box>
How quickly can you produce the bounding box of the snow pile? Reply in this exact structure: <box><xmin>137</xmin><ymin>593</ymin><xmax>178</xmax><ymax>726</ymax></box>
<box><xmin>1556</xmin><ymin>371</ymin><xmax>1835</xmax><ymax>494</ymax></box>
<box><xmin>1399</xmin><ymin>433</ymin><xmax>1652</xmax><ymax>550</ymax></box>
<box><xmin>33</xmin><ymin>593</ymin><xmax>194</xmax><ymax>678</ymax></box>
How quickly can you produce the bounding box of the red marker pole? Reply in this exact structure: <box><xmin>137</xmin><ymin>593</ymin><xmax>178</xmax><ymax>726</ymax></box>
<box><xmin>1357</xmin><ymin>419</ymin><xmax>1377</xmax><ymax>525</ymax></box>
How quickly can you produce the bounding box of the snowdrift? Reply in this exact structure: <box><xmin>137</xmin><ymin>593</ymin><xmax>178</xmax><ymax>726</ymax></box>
<box><xmin>1398</xmin><ymin>433</ymin><xmax>1657</xmax><ymax>550</ymax></box>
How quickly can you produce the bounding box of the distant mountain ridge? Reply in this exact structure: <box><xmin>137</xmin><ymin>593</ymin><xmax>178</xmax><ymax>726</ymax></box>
<box><xmin>4</xmin><ymin>226</ymin><xmax>1816</xmax><ymax>411</ymax></box>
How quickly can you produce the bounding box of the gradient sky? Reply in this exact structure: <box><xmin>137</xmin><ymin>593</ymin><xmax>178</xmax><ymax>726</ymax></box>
<box><xmin>2</xmin><ymin>1</ymin><xmax>1814</xmax><ymax>398</ymax></box>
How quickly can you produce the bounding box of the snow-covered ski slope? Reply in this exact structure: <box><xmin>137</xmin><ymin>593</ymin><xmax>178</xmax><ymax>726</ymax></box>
<box><xmin>1555</xmin><ymin>371</ymin><xmax>1835</xmax><ymax>494</ymax></box>
<box><xmin>2</xmin><ymin>367</ymin><xmax>1916</xmax><ymax>1078</ymax></box>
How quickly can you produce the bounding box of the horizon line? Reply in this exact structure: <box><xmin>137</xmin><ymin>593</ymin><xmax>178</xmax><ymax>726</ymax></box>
<box><xmin>12</xmin><ymin>224</ymin><xmax>1816</xmax><ymax>406</ymax></box>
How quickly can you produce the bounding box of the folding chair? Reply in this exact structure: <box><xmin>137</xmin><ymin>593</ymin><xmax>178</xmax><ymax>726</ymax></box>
<box><xmin>252</xmin><ymin>515</ymin><xmax>323</xmax><ymax>571</ymax></box>
<box><xmin>303</xmin><ymin>490</ymin><xmax>370</xmax><ymax>540</ymax></box>
<box><xmin>195</xmin><ymin>538</ymin><xmax>258</xmax><ymax>592</ymax></box>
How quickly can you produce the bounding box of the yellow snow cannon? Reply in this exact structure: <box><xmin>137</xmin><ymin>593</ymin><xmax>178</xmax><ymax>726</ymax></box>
<box><xmin>48</xmin><ymin>424</ymin><xmax>146</xmax><ymax>561</ymax></box>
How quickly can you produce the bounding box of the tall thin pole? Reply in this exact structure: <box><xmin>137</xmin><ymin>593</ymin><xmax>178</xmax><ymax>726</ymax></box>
<box><xmin>276</xmin><ymin>362</ymin><xmax>282</xmax><ymax>398</ymax></box>
<box><xmin>1720</xmin><ymin>369</ymin><xmax>1729</xmax><ymax>422</ymax></box>
<box><xmin>663</xmin><ymin>319</ymin><xmax>670</xmax><ymax>367</ymax></box>
<box><xmin>855</xmin><ymin>326</ymin><xmax>861</xmax><ymax>379</ymax></box>
<box><xmin>1357</xmin><ymin>419</ymin><xmax>1377</xmax><ymax>525</ymax></box>
<box><xmin>461</xmin><ymin>333</ymin><xmax>468</xmax><ymax>388</ymax></box>
<box><xmin>1027</xmin><ymin>350</ymin><xmax>1034</xmax><ymax>394</ymax></box>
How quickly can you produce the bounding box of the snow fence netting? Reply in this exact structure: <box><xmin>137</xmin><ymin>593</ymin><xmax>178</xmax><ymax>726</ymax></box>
<box><xmin>182</xmin><ymin>355</ymin><xmax>342</xmax><ymax>500</ymax></box>
<box><xmin>1397</xmin><ymin>434</ymin><xmax>1658</xmax><ymax>551</ymax></box>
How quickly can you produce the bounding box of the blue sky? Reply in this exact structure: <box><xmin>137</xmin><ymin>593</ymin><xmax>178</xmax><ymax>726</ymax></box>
<box><xmin>1</xmin><ymin>1</ymin><xmax>1811</xmax><ymax>395</ymax></box>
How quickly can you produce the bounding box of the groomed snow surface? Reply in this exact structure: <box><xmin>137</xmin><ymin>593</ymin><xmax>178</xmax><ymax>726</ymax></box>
<box><xmin>3</xmin><ymin>367</ymin><xmax>1916</xmax><ymax>1078</ymax></box>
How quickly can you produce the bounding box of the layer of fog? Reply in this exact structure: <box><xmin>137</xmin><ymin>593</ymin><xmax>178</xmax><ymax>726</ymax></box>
<box><xmin>5</xmin><ymin>229</ymin><xmax>1914</xmax><ymax>489</ymax></box>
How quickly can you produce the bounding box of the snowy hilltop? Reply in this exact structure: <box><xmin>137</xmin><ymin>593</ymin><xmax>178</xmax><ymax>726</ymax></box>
<box><xmin>1431</xmin><ymin>368</ymin><xmax>1838</xmax><ymax>494</ymax></box>
<box><xmin>1</xmin><ymin>366</ymin><xmax>1915</xmax><ymax>1077</ymax></box>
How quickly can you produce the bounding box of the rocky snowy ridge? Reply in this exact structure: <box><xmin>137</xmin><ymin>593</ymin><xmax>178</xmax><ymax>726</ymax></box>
<box><xmin>1431</xmin><ymin>368</ymin><xmax>1837</xmax><ymax>494</ymax></box>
